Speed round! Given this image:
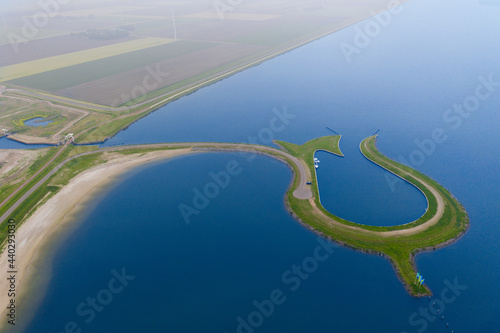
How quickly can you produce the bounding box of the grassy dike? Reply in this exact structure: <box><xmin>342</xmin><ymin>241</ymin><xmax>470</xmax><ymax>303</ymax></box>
<box><xmin>0</xmin><ymin>148</ymin><xmax>57</xmax><ymax>204</ymax></box>
<box><xmin>276</xmin><ymin>135</ymin><xmax>469</xmax><ymax>296</ymax></box>
<box><xmin>0</xmin><ymin>146</ymin><xmax>99</xmax><ymax>244</ymax></box>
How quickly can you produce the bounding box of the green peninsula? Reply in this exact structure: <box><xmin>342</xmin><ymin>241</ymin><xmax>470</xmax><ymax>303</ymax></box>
<box><xmin>277</xmin><ymin>135</ymin><xmax>469</xmax><ymax>296</ymax></box>
<box><xmin>0</xmin><ymin>136</ymin><xmax>469</xmax><ymax>298</ymax></box>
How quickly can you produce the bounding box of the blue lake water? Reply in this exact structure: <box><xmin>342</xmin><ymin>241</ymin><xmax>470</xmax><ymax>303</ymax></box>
<box><xmin>0</xmin><ymin>136</ymin><xmax>52</xmax><ymax>149</ymax></box>
<box><xmin>315</xmin><ymin>135</ymin><xmax>428</xmax><ymax>226</ymax></box>
<box><xmin>21</xmin><ymin>153</ymin><xmax>418</xmax><ymax>333</ymax></box>
<box><xmin>12</xmin><ymin>0</ymin><xmax>500</xmax><ymax>331</ymax></box>
<box><xmin>24</xmin><ymin>117</ymin><xmax>53</xmax><ymax>127</ymax></box>
<box><xmin>0</xmin><ymin>118</ymin><xmax>54</xmax><ymax>149</ymax></box>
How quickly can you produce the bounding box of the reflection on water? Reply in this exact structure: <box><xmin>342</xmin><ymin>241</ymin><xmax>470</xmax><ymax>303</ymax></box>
<box><xmin>24</xmin><ymin>117</ymin><xmax>53</xmax><ymax>127</ymax></box>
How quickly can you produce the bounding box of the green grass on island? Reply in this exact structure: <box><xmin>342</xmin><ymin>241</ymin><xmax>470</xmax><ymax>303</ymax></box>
<box><xmin>0</xmin><ymin>136</ymin><xmax>468</xmax><ymax>297</ymax></box>
<box><xmin>277</xmin><ymin>135</ymin><xmax>469</xmax><ymax>296</ymax></box>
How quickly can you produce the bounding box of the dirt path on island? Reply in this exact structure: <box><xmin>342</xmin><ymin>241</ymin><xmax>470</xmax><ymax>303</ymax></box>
<box><xmin>305</xmin><ymin>140</ymin><xmax>446</xmax><ymax>238</ymax></box>
<box><xmin>360</xmin><ymin>139</ymin><xmax>445</xmax><ymax>237</ymax></box>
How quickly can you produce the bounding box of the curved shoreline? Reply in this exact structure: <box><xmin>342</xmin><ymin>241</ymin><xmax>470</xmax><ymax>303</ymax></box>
<box><xmin>359</xmin><ymin>137</ymin><xmax>431</xmax><ymax>226</ymax></box>
<box><xmin>0</xmin><ymin>137</ymin><xmax>469</xmax><ymax>326</ymax></box>
<box><xmin>358</xmin><ymin>137</ymin><xmax>445</xmax><ymax>236</ymax></box>
<box><xmin>0</xmin><ymin>148</ymin><xmax>195</xmax><ymax>329</ymax></box>
<box><xmin>278</xmin><ymin>136</ymin><xmax>469</xmax><ymax>295</ymax></box>
<box><xmin>0</xmin><ymin>143</ymin><xmax>314</xmax><ymax>327</ymax></box>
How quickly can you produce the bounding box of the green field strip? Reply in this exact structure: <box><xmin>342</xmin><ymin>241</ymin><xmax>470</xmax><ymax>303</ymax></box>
<box><xmin>7</xmin><ymin>40</ymin><xmax>217</xmax><ymax>92</ymax></box>
<box><xmin>0</xmin><ymin>37</ymin><xmax>174</xmax><ymax>81</ymax></box>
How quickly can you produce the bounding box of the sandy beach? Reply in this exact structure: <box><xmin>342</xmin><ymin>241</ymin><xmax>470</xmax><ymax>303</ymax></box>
<box><xmin>0</xmin><ymin>148</ymin><xmax>193</xmax><ymax>324</ymax></box>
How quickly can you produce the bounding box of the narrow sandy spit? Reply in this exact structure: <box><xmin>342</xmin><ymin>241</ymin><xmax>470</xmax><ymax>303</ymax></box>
<box><xmin>0</xmin><ymin>148</ymin><xmax>194</xmax><ymax>325</ymax></box>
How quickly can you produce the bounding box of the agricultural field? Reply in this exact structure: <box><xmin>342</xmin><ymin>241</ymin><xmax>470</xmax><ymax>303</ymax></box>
<box><xmin>7</xmin><ymin>40</ymin><xmax>215</xmax><ymax>92</ymax></box>
<box><xmin>0</xmin><ymin>37</ymin><xmax>174</xmax><ymax>81</ymax></box>
<box><xmin>56</xmin><ymin>42</ymin><xmax>265</xmax><ymax>106</ymax></box>
<box><xmin>0</xmin><ymin>0</ymin><xmax>395</xmax><ymax>108</ymax></box>
<box><xmin>230</xmin><ymin>16</ymin><xmax>333</xmax><ymax>46</ymax></box>
<box><xmin>0</xmin><ymin>34</ymin><xmax>140</xmax><ymax>67</ymax></box>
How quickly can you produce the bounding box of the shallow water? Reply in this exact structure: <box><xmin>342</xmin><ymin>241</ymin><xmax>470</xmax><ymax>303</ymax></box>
<box><xmin>24</xmin><ymin>117</ymin><xmax>53</xmax><ymax>127</ymax></box>
<box><xmin>0</xmin><ymin>136</ymin><xmax>51</xmax><ymax>149</ymax></box>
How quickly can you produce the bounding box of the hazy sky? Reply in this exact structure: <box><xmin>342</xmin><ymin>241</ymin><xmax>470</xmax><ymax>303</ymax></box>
<box><xmin>1</xmin><ymin>0</ymin><xmax>140</xmax><ymax>13</ymax></box>
<box><xmin>0</xmin><ymin>0</ymin><xmax>219</xmax><ymax>13</ymax></box>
